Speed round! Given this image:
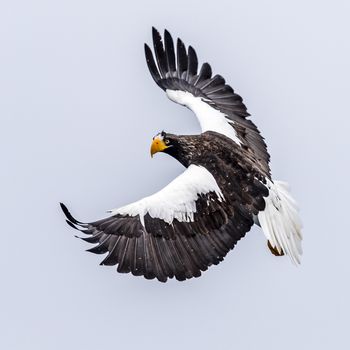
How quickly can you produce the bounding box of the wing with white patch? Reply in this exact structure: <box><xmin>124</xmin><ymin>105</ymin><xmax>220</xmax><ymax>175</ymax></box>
<box><xmin>145</xmin><ymin>27</ymin><xmax>270</xmax><ymax>176</ymax></box>
<box><xmin>109</xmin><ymin>164</ymin><xmax>224</xmax><ymax>225</ymax></box>
<box><xmin>61</xmin><ymin>165</ymin><xmax>260</xmax><ymax>282</ymax></box>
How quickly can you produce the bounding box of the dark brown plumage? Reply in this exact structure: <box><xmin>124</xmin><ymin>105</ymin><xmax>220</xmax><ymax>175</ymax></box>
<box><xmin>61</xmin><ymin>132</ymin><xmax>269</xmax><ymax>282</ymax></box>
<box><xmin>145</xmin><ymin>27</ymin><xmax>270</xmax><ymax>176</ymax></box>
<box><xmin>61</xmin><ymin>27</ymin><xmax>302</xmax><ymax>282</ymax></box>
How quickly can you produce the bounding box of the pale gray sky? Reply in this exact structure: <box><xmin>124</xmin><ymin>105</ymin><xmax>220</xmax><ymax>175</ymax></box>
<box><xmin>1</xmin><ymin>1</ymin><xmax>349</xmax><ymax>349</ymax></box>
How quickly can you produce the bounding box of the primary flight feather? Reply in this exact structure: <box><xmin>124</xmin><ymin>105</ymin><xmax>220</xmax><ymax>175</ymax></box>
<box><xmin>61</xmin><ymin>28</ymin><xmax>302</xmax><ymax>282</ymax></box>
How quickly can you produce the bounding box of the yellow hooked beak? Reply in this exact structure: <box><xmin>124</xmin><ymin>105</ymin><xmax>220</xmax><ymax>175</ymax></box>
<box><xmin>150</xmin><ymin>137</ymin><xmax>169</xmax><ymax>157</ymax></box>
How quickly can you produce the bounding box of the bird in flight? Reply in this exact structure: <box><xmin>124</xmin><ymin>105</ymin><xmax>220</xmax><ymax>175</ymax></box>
<box><xmin>61</xmin><ymin>28</ymin><xmax>302</xmax><ymax>282</ymax></box>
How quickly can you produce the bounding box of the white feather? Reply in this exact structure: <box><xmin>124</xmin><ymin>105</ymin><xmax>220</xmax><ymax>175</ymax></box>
<box><xmin>166</xmin><ymin>89</ymin><xmax>242</xmax><ymax>145</ymax></box>
<box><xmin>258</xmin><ymin>179</ymin><xmax>303</xmax><ymax>264</ymax></box>
<box><xmin>108</xmin><ymin>165</ymin><xmax>224</xmax><ymax>226</ymax></box>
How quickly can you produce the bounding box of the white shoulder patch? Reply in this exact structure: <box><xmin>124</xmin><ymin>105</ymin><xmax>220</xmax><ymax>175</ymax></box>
<box><xmin>166</xmin><ymin>89</ymin><xmax>242</xmax><ymax>145</ymax></box>
<box><xmin>109</xmin><ymin>165</ymin><xmax>224</xmax><ymax>226</ymax></box>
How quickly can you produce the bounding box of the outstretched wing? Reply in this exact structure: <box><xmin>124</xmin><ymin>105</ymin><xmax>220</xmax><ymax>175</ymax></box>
<box><xmin>62</xmin><ymin>165</ymin><xmax>266</xmax><ymax>282</ymax></box>
<box><xmin>145</xmin><ymin>27</ymin><xmax>270</xmax><ymax>176</ymax></box>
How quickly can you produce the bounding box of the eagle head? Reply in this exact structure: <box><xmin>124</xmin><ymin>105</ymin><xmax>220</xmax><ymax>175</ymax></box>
<box><xmin>150</xmin><ymin>131</ymin><xmax>179</xmax><ymax>157</ymax></box>
<box><xmin>150</xmin><ymin>131</ymin><xmax>193</xmax><ymax>166</ymax></box>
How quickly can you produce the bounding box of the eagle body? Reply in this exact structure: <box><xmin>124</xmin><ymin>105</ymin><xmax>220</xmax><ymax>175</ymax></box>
<box><xmin>61</xmin><ymin>28</ymin><xmax>302</xmax><ymax>282</ymax></box>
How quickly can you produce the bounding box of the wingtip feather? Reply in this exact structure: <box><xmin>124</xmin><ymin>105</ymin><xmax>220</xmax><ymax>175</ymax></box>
<box><xmin>60</xmin><ymin>202</ymin><xmax>85</xmax><ymax>226</ymax></box>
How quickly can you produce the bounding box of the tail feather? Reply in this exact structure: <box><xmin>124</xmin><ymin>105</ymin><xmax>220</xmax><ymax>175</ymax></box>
<box><xmin>258</xmin><ymin>180</ymin><xmax>303</xmax><ymax>264</ymax></box>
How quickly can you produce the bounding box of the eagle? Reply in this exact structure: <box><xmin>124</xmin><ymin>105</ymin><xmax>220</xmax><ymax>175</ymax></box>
<box><xmin>61</xmin><ymin>28</ymin><xmax>302</xmax><ymax>282</ymax></box>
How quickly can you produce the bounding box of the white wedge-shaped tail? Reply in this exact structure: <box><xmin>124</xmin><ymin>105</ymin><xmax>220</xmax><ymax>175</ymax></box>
<box><xmin>258</xmin><ymin>180</ymin><xmax>303</xmax><ymax>264</ymax></box>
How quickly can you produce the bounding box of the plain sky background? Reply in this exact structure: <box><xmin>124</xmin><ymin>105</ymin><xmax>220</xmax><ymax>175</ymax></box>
<box><xmin>1</xmin><ymin>0</ymin><xmax>349</xmax><ymax>349</ymax></box>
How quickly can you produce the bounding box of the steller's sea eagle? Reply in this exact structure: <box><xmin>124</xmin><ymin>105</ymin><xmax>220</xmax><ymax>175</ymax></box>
<box><xmin>61</xmin><ymin>28</ymin><xmax>302</xmax><ymax>282</ymax></box>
